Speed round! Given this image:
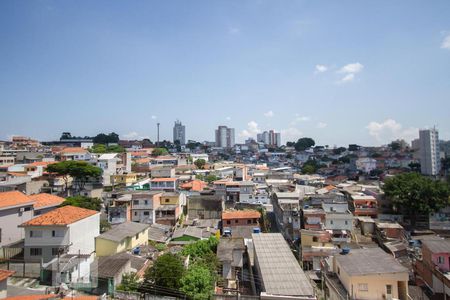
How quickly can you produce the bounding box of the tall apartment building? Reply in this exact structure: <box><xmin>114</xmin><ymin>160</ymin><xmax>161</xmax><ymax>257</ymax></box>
<box><xmin>257</xmin><ymin>130</ymin><xmax>281</xmax><ymax>147</ymax></box>
<box><xmin>215</xmin><ymin>126</ymin><xmax>235</xmax><ymax>148</ymax></box>
<box><xmin>419</xmin><ymin>128</ymin><xmax>440</xmax><ymax>176</ymax></box>
<box><xmin>173</xmin><ymin>120</ymin><xmax>186</xmax><ymax>145</ymax></box>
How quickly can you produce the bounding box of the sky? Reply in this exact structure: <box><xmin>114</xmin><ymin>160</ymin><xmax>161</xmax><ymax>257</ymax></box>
<box><xmin>1</xmin><ymin>1</ymin><xmax>450</xmax><ymax>147</ymax></box>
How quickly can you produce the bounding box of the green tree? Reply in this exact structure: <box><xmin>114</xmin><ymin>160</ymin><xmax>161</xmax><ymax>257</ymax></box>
<box><xmin>333</xmin><ymin>147</ymin><xmax>347</xmax><ymax>155</ymax></box>
<box><xmin>180</xmin><ymin>265</ymin><xmax>215</xmax><ymax>300</ymax></box>
<box><xmin>116</xmin><ymin>272</ymin><xmax>140</xmax><ymax>292</ymax></box>
<box><xmin>302</xmin><ymin>164</ymin><xmax>316</xmax><ymax>174</ymax></box>
<box><xmin>90</xmin><ymin>144</ymin><xmax>125</xmax><ymax>153</ymax></box>
<box><xmin>61</xmin><ymin>196</ymin><xmax>102</xmax><ymax>211</ymax></box>
<box><xmin>294</xmin><ymin>138</ymin><xmax>315</xmax><ymax>152</ymax></box>
<box><xmin>145</xmin><ymin>253</ymin><xmax>184</xmax><ymax>290</ymax></box>
<box><xmin>204</xmin><ymin>174</ymin><xmax>219</xmax><ymax>183</ymax></box>
<box><xmin>383</xmin><ymin>173</ymin><xmax>450</xmax><ymax>226</ymax></box>
<box><xmin>46</xmin><ymin>161</ymin><xmax>102</xmax><ymax>192</ymax></box>
<box><xmin>181</xmin><ymin>237</ymin><xmax>219</xmax><ymax>260</ymax></box>
<box><xmin>46</xmin><ymin>161</ymin><xmax>72</xmax><ymax>191</ymax></box>
<box><xmin>93</xmin><ymin>132</ymin><xmax>119</xmax><ymax>144</ymax></box>
<box><xmin>151</xmin><ymin>148</ymin><xmax>169</xmax><ymax>157</ymax></box>
<box><xmin>408</xmin><ymin>162</ymin><xmax>421</xmax><ymax>173</ymax></box>
<box><xmin>389</xmin><ymin>141</ymin><xmax>401</xmax><ymax>151</ymax></box>
<box><xmin>194</xmin><ymin>159</ymin><xmax>206</xmax><ymax>169</ymax></box>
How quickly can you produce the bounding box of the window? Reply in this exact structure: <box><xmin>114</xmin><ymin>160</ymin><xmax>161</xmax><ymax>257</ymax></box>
<box><xmin>330</xmin><ymin>220</ymin><xmax>334</xmax><ymax>225</ymax></box>
<box><xmin>52</xmin><ymin>248</ymin><xmax>60</xmax><ymax>256</ymax></box>
<box><xmin>438</xmin><ymin>256</ymin><xmax>445</xmax><ymax>264</ymax></box>
<box><xmin>247</xmin><ymin>219</ymin><xmax>251</xmax><ymax>224</ymax></box>
<box><xmin>386</xmin><ymin>285</ymin><xmax>392</xmax><ymax>295</ymax></box>
<box><xmin>135</xmin><ymin>233</ymin><xmax>140</xmax><ymax>239</ymax></box>
<box><xmin>134</xmin><ymin>212</ymin><xmax>138</xmax><ymax>216</ymax></box>
<box><xmin>226</xmin><ymin>220</ymin><xmax>231</xmax><ymax>225</ymax></box>
<box><xmin>24</xmin><ymin>207</ymin><xmax>31</xmax><ymax>212</ymax></box>
<box><xmin>133</xmin><ymin>200</ymin><xmax>139</xmax><ymax>205</ymax></box>
<box><xmin>165</xmin><ymin>199</ymin><xmax>170</xmax><ymax>203</ymax></box>
<box><xmin>30</xmin><ymin>248</ymin><xmax>42</xmax><ymax>256</ymax></box>
<box><xmin>143</xmin><ymin>211</ymin><xmax>150</xmax><ymax>216</ymax></box>
<box><xmin>312</xmin><ymin>236</ymin><xmax>318</xmax><ymax>242</ymax></box>
<box><xmin>52</xmin><ymin>230</ymin><xmax>64</xmax><ymax>237</ymax></box>
<box><xmin>358</xmin><ymin>283</ymin><xmax>368</xmax><ymax>292</ymax></box>
<box><xmin>144</xmin><ymin>200</ymin><xmax>148</xmax><ymax>205</ymax></box>
<box><xmin>235</xmin><ymin>220</ymin><xmax>238</xmax><ymax>224</ymax></box>
<box><xmin>337</xmin><ymin>267</ymin><xmax>340</xmax><ymax>275</ymax></box>
<box><xmin>253</xmin><ymin>218</ymin><xmax>257</xmax><ymax>224</ymax></box>
<box><xmin>345</xmin><ymin>220</ymin><xmax>348</xmax><ymax>225</ymax></box>
<box><xmin>0</xmin><ymin>228</ymin><xmax>1</xmax><ymax>243</ymax></box>
<box><xmin>30</xmin><ymin>230</ymin><xmax>42</xmax><ymax>238</ymax></box>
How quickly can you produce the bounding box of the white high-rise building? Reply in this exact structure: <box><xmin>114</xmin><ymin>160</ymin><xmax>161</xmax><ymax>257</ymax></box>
<box><xmin>215</xmin><ymin>126</ymin><xmax>235</xmax><ymax>148</ymax></box>
<box><xmin>257</xmin><ymin>130</ymin><xmax>281</xmax><ymax>147</ymax></box>
<box><xmin>419</xmin><ymin>128</ymin><xmax>440</xmax><ymax>176</ymax></box>
<box><xmin>173</xmin><ymin>120</ymin><xmax>186</xmax><ymax>145</ymax></box>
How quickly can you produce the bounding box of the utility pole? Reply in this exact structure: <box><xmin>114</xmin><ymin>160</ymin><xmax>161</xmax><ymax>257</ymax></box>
<box><xmin>157</xmin><ymin>123</ymin><xmax>160</xmax><ymax>147</ymax></box>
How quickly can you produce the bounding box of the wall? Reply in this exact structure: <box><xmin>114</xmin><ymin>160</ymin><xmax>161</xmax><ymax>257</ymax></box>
<box><xmin>69</xmin><ymin>213</ymin><xmax>100</xmax><ymax>255</ymax></box>
<box><xmin>0</xmin><ymin>205</ymin><xmax>34</xmax><ymax>247</ymax></box>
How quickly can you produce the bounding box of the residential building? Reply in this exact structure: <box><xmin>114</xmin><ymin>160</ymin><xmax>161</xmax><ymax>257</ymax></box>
<box><xmin>0</xmin><ymin>191</ymin><xmax>35</xmax><ymax>247</ymax></box>
<box><xmin>215</xmin><ymin>126</ymin><xmax>235</xmax><ymax>148</ymax></box>
<box><xmin>0</xmin><ymin>269</ymin><xmax>15</xmax><ymax>298</ymax></box>
<box><xmin>95</xmin><ymin>222</ymin><xmax>150</xmax><ymax>257</ymax></box>
<box><xmin>300</xmin><ymin>230</ymin><xmax>338</xmax><ymax>270</ymax></box>
<box><xmin>252</xmin><ymin>233</ymin><xmax>316</xmax><ymax>300</ymax></box>
<box><xmin>350</xmin><ymin>194</ymin><xmax>378</xmax><ymax>218</ymax></box>
<box><xmin>217</xmin><ymin>238</ymin><xmax>246</xmax><ymax>290</ymax></box>
<box><xmin>150</xmin><ymin>165</ymin><xmax>175</xmax><ymax>178</ymax></box>
<box><xmin>58</xmin><ymin>147</ymin><xmax>91</xmax><ymax>161</ymax></box>
<box><xmin>187</xmin><ymin>195</ymin><xmax>224</xmax><ymax>220</ymax></box>
<box><xmin>149</xmin><ymin>178</ymin><xmax>178</xmax><ymax>191</ymax></box>
<box><xmin>322</xmin><ymin>200</ymin><xmax>353</xmax><ymax>244</ymax></box>
<box><xmin>325</xmin><ymin>248</ymin><xmax>409</xmax><ymax>300</ymax></box>
<box><xmin>222</xmin><ymin>210</ymin><xmax>260</xmax><ymax>228</ymax></box>
<box><xmin>111</xmin><ymin>173</ymin><xmax>138</xmax><ymax>186</ymax></box>
<box><xmin>20</xmin><ymin>205</ymin><xmax>100</xmax><ymax>263</ymax></box>
<box><xmin>190</xmin><ymin>153</ymin><xmax>208</xmax><ymax>163</ymax></box>
<box><xmin>257</xmin><ymin>130</ymin><xmax>281</xmax><ymax>147</ymax></box>
<box><xmin>30</xmin><ymin>193</ymin><xmax>65</xmax><ymax>216</ymax></box>
<box><xmin>155</xmin><ymin>192</ymin><xmax>185</xmax><ymax>226</ymax></box>
<box><xmin>414</xmin><ymin>239</ymin><xmax>450</xmax><ymax>298</ymax></box>
<box><xmin>173</xmin><ymin>120</ymin><xmax>186</xmax><ymax>145</ymax></box>
<box><xmin>130</xmin><ymin>192</ymin><xmax>162</xmax><ymax>224</ymax></box>
<box><xmin>355</xmin><ymin>157</ymin><xmax>377</xmax><ymax>173</ymax></box>
<box><xmin>419</xmin><ymin>128</ymin><xmax>440</xmax><ymax>176</ymax></box>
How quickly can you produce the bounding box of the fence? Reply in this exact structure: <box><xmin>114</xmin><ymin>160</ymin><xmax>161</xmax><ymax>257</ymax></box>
<box><xmin>0</xmin><ymin>259</ymin><xmax>41</xmax><ymax>278</ymax></box>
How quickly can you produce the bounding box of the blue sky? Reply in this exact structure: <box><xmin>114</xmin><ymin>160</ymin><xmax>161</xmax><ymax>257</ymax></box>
<box><xmin>1</xmin><ymin>1</ymin><xmax>450</xmax><ymax>146</ymax></box>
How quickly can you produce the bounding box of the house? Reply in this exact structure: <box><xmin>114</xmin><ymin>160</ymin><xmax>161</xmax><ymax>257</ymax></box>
<box><xmin>322</xmin><ymin>200</ymin><xmax>353</xmax><ymax>244</ymax></box>
<box><xmin>217</xmin><ymin>238</ymin><xmax>246</xmax><ymax>290</ymax></box>
<box><xmin>0</xmin><ymin>191</ymin><xmax>35</xmax><ymax>247</ymax></box>
<box><xmin>20</xmin><ymin>205</ymin><xmax>100</xmax><ymax>263</ymax></box>
<box><xmin>155</xmin><ymin>192</ymin><xmax>185</xmax><ymax>226</ymax></box>
<box><xmin>180</xmin><ymin>179</ymin><xmax>207</xmax><ymax>192</ymax></box>
<box><xmin>95</xmin><ymin>222</ymin><xmax>149</xmax><ymax>257</ymax></box>
<box><xmin>325</xmin><ymin>248</ymin><xmax>409</xmax><ymax>300</ymax></box>
<box><xmin>272</xmin><ymin>191</ymin><xmax>301</xmax><ymax>241</ymax></box>
<box><xmin>414</xmin><ymin>239</ymin><xmax>450</xmax><ymax>298</ymax></box>
<box><xmin>0</xmin><ymin>270</ymin><xmax>15</xmax><ymax>298</ymax></box>
<box><xmin>29</xmin><ymin>193</ymin><xmax>65</xmax><ymax>216</ymax></box>
<box><xmin>302</xmin><ymin>209</ymin><xmax>326</xmax><ymax>230</ymax></box>
<box><xmin>58</xmin><ymin>147</ymin><xmax>91</xmax><ymax>161</ymax></box>
<box><xmin>350</xmin><ymin>194</ymin><xmax>378</xmax><ymax>218</ymax></box>
<box><xmin>111</xmin><ymin>173</ymin><xmax>138</xmax><ymax>186</ymax></box>
<box><xmin>171</xmin><ymin>226</ymin><xmax>211</xmax><ymax>244</ymax></box>
<box><xmin>130</xmin><ymin>192</ymin><xmax>162</xmax><ymax>224</ymax></box>
<box><xmin>148</xmin><ymin>223</ymin><xmax>172</xmax><ymax>243</ymax></box>
<box><xmin>150</xmin><ymin>178</ymin><xmax>177</xmax><ymax>192</ymax></box>
<box><xmin>150</xmin><ymin>165</ymin><xmax>175</xmax><ymax>178</ymax></box>
<box><xmin>300</xmin><ymin>230</ymin><xmax>338</xmax><ymax>270</ymax></box>
<box><xmin>108</xmin><ymin>193</ymin><xmax>133</xmax><ymax>224</ymax></box>
<box><xmin>187</xmin><ymin>195</ymin><xmax>224</xmax><ymax>220</ymax></box>
<box><xmin>222</xmin><ymin>210</ymin><xmax>260</xmax><ymax>228</ymax></box>
<box><xmin>252</xmin><ymin>233</ymin><xmax>316</xmax><ymax>300</ymax></box>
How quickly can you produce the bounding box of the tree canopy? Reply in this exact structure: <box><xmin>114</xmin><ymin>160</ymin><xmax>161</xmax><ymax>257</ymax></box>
<box><xmin>116</xmin><ymin>272</ymin><xmax>140</xmax><ymax>292</ymax></box>
<box><xmin>90</xmin><ymin>144</ymin><xmax>125</xmax><ymax>153</ymax></box>
<box><xmin>194</xmin><ymin>159</ymin><xmax>206</xmax><ymax>169</ymax></box>
<box><xmin>292</xmin><ymin>137</ymin><xmax>315</xmax><ymax>152</ymax></box>
<box><xmin>61</xmin><ymin>196</ymin><xmax>102</xmax><ymax>211</ymax></box>
<box><xmin>383</xmin><ymin>172</ymin><xmax>450</xmax><ymax>225</ymax></box>
<box><xmin>47</xmin><ymin>161</ymin><xmax>102</xmax><ymax>191</ymax></box>
<box><xmin>180</xmin><ymin>265</ymin><xmax>215</xmax><ymax>300</ymax></box>
<box><xmin>151</xmin><ymin>148</ymin><xmax>169</xmax><ymax>157</ymax></box>
<box><xmin>145</xmin><ymin>253</ymin><xmax>184</xmax><ymax>290</ymax></box>
<box><xmin>93</xmin><ymin>132</ymin><xmax>119</xmax><ymax>144</ymax></box>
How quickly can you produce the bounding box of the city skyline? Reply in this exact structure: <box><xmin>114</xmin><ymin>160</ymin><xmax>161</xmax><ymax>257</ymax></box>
<box><xmin>1</xmin><ymin>1</ymin><xmax>450</xmax><ymax>145</ymax></box>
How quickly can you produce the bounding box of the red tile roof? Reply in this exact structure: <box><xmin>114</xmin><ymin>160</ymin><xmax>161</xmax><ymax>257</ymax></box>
<box><xmin>222</xmin><ymin>210</ymin><xmax>261</xmax><ymax>220</ymax></box>
<box><xmin>180</xmin><ymin>180</ymin><xmax>207</xmax><ymax>191</ymax></box>
<box><xmin>59</xmin><ymin>147</ymin><xmax>88</xmax><ymax>154</ymax></box>
<box><xmin>0</xmin><ymin>191</ymin><xmax>34</xmax><ymax>209</ymax></box>
<box><xmin>29</xmin><ymin>193</ymin><xmax>65</xmax><ymax>209</ymax></box>
<box><xmin>27</xmin><ymin>161</ymin><xmax>57</xmax><ymax>167</ymax></box>
<box><xmin>4</xmin><ymin>295</ymin><xmax>55</xmax><ymax>300</ymax></box>
<box><xmin>0</xmin><ymin>269</ymin><xmax>15</xmax><ymax>281</ymax></box>
<box><xmin>21</xmin><ymin>205</ymin><xmax>98</xmax><ymax>226</ymax></box>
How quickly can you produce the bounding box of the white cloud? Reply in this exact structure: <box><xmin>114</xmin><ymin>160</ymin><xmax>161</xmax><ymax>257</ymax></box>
<box><xmin>239</xmin><ymin>121</ymin><xmax>261</xmax><ymax>138</ymax></box>
<box><xmin>226</xmin><ymin>116</ymin><xmax>231</xmax><ymax>121</ymax></box>
<box><xmin>290</xmin><ymin>114</ymin><xmax>310</xmax><ymax>125</ymax></box>
<box><xmin>281</xmin><ymin>127</ymin><xmax>303</xmax><ymax>143</ymax></box>
<box><xmin>366</xmin><ymin>119</ymin><xmax>418</xmax><ymax>144</ymax></box>
<box><xmin>339</xmin><ymin>62</ymin><xmax>364</xmax><ymax>74</ymax></box>
<box><xmin>151</xmin><ymin>115</ymin><xmax>157</xmax><ymax>120</ymax></box>
<box><xmin>339</xmin><ymin>73</ymin><xmax>355</xmax><ymax>83</ymax></box>
<box><xmin>337</xmin><ymin>62</ymin><xmax>364</xmax><ymax>84</ymax></box>
<box><xmin>315</xmin><ymin>64</ymin><xmax>328</xmax><ymax>73</ymax></box>
<box><xmin>317</xmin><ymin>122</ymin><xmax>327</xmax><ymax>129</ymax></box>
<box><xmin>263</xmin><ymin>110</ymin><xmax>274</xmax><ymax>118</ymax></box>
<box><xmin>228</xmin><ymin>27</ymin><xmax>240</xmax><ymax>35</ymax></box>
<box><xmin>441</xmin><ymin>34</ymin><xmax>450</xmax><ymax>50</ymax></box>
<box><xmin>123</xmin><ymin>131</ymin><xmax>139</xmax><ymax>139</ymax></box>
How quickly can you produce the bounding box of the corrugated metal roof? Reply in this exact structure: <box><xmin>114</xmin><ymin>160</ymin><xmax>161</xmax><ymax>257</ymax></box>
<box><xmin>252</xmin><ymin>233</ymin><xmax>315</xmax><ymax>297</ymax></box>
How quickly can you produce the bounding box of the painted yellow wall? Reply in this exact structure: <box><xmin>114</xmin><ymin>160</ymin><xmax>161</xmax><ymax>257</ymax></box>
<box><xmin>111</xmin><ymin>174</ymin><xmax>138</xmax><ymax>185</ymax></box>
<box><xmin>335</xmin><ymin>260</ymin><xmax>408</xmax><ymax>300</ymax></box>
<box><xmin>96</xmin><ymin>228</ymin><xmax>149</xmax><ymax>257</ymax></box>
